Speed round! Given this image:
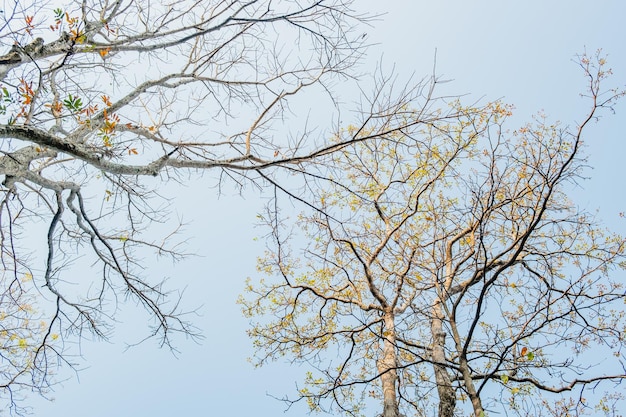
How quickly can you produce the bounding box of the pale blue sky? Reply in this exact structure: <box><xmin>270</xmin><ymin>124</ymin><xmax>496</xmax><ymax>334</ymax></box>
<box><xmin>29</xmin><ymin>1</ymin><xmax>626</xmax><ymax>416</ymax></box>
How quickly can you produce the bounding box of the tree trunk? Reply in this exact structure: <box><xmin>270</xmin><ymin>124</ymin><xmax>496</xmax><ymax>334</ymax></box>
<box><xmin>455</xmin><ymin>335</ymin><xmax>484</xmax><ymax>416</ymax></box>
<box><xmin>446</xmin><ymin>299</ymin><xmax>485</xmax><ymax>416</ymax></box>
<box><xmin>431</xmin><ymin>300</ymin><xmax>456</xmax><ymax>417</ymax></box>
<box><xmin>377</xmin><ymin>312</ymin><xmax>400</xmax><ymax>417</ymax></box>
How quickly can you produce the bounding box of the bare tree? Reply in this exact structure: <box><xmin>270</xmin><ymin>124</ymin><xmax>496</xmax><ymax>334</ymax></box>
<box><xmin>241</xmin><ymin>52</ymin><xmax>626</xmax><ymax>417</ymax></box>
<box><xmin>0</xmin><ymin>0</ymin><xmax>378</xmax><ymax>413</ymax></box>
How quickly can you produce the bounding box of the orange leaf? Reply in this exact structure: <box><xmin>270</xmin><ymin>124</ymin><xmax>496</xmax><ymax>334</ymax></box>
<box><xmin>101</xmin><ymin>95</ymin><xmax>112</xmax><ymax>107</ymax></box>
<box><xmin>98</xmin><ymin>48</ymin><xmax>111</xmax><ymax>58</ymax></box>
<box><xmin>520</xmin><ymin>347</ymin><xmax>528</xmax><ymax>356</ymax></box>
<box><xmin>128</xmin><ymin>148</ymin><xmax>138</xmax><ymax>155</ymax></box>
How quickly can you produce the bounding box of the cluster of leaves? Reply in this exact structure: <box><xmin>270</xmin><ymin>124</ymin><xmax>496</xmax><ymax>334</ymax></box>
<box><xmin>49</xmin><ymin>7</ymin><xmax>84</xmax><ymax>41</ymax></box>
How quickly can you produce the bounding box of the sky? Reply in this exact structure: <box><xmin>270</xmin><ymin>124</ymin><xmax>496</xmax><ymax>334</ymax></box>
<box><xmin>26</xmin><ymin>1</ymin><xmax>626</xmax><ymax>416</ymax></box>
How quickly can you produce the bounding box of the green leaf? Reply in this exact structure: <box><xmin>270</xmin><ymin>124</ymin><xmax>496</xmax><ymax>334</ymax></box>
<box><xmin>63</xmin><ymin>94</ymin><xmax>83</xmax><ymax>112</ymax></box>
<box><xmin>500</xmin><ymin>374</ymin><xmax>509</xmax><ymax>384</ymax></box>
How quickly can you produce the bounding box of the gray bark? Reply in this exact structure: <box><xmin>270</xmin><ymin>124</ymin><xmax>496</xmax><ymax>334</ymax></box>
<box><xmin>431</xmin><ymin>301</ymin><xmax>456</xmax><ymax>417</ymax></box>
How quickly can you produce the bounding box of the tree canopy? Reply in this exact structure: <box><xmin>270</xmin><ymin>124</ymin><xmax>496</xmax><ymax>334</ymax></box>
<box><xmin>242</xmin><ymin>52</ymin><xmax>626</xmax><ymax>417</ymax></box>
<box><xmin>0</xmin><ymin>0</ymin><xmax>379</xmax><ymax>412</ymax></box>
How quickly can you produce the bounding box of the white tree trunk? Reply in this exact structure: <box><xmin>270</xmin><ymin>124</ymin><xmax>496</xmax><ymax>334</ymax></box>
<box><xmin>378</xmin><ymin>312</ymin><xmax>400</xmax><ymax>417</ymax></box>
